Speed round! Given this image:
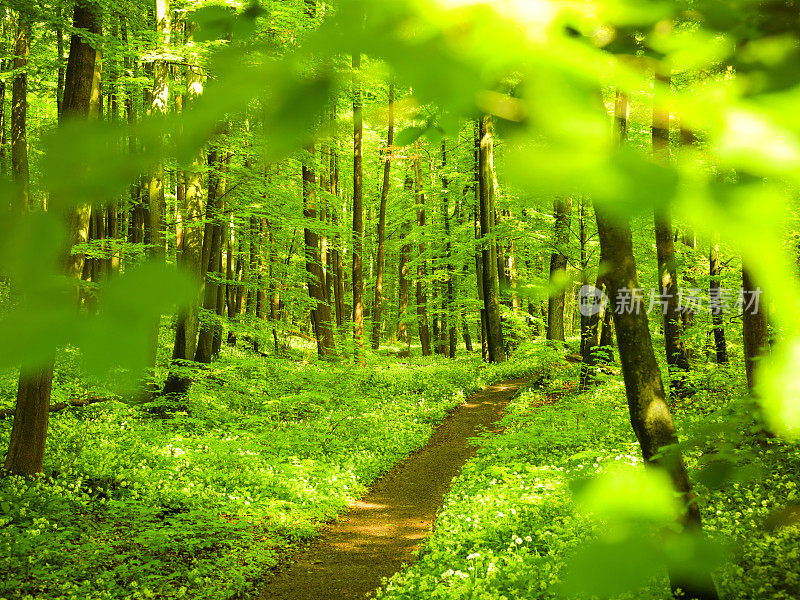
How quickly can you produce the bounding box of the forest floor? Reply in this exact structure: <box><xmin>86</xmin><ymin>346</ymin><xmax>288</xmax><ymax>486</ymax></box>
<box><xmin>254</xmin><ymin>377</ymin><xmax>530</xmax><ymax>600</ymax></box>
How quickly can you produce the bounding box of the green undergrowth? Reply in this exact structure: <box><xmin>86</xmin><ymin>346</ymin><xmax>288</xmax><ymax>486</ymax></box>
<box><xmin>0</xmin><ymin>341</ymin><xmax>541</xmax><ymax>600</ymax></box>
<box><xmin>378</xmin><ymin>358</ymin><xmax>800</xmax><ymax>600</ymax></box>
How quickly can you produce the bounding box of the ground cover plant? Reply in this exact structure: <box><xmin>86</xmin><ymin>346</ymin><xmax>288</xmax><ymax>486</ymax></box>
<box><xmin>3</xmin><ymin>0</ymin><xmax>800</xmax><ymax>598</ymax></box>
<box><xmin>378</xmin><ymin>345</ymin><xmax>800</xmax><ymax>600</ymax></box>
<box><xmin>0</xmin><ymin>340</ymin><xmax>539</xmax><ymax>600</ymax></box>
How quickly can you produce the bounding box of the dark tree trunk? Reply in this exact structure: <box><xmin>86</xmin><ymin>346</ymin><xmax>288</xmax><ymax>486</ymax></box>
<box><xmin>442</xmin><ymin>139</ymin><xmax>456</xmax><ymax>358</ymax></box>
<box><xmin>195</xmin><ymin>150</ymin><xmax>227</xmax><ymax>364</ymax></box>
<box><xmin>397</xmin><ymin>171</ymin><xmax>411</xmax><ymax>347</ymax></box>
<box><xmin>4</xmin><ymin>364</ymin><xmax>54</xmax><ymax>475</ymax></box>
<box><xmin>709</xmin><ymin>241</ymin><xmax>728</xmax><ymax>364</ymax></box>
<box><xmin>211</xmin><ymin>218</ymin><xmax>227</xmax><ymax>359</ymax></box>
<box><xmin>578</xmin><ymin>196</ymin><xmax>589</xmax><ymax>357</ymax></box>
<box><xmin>595</xmin><ymin>202</ymin><xmax>719</xmax><ymax>600</ymax></box>
<box><xmin>303</xmin><ymin>148</ymin><xmax>337</xmax><ymax>357</ymax></box>
<box><xmin>397</xmin><ymin>226</ymin><xmax>411</xmax><ymax>346</ymax></box>
<box><xmin>598</xmin><ymin>204</ymin><xmax>720</xmax><ymax>597</ymax></box>
<box><xmin>371</xmin><ymin>84</ymin><xmax>393</xmax><ymax>350</ymax></box>
<box><xmin>742</xmin><ymin>267</ymin><xmax>768</xmax><ymax>391</ymax></box>
<box><xmin>478</xmin><ymin>116</ymin><xmax>504</xmax><ymax>362</ymax></box>
<box><xmin>600</xmin><ymin>89</ymin><xmax>719</xmax><ymax>600</ymax></box>
<box><xmin>268</xmin><ymin>225</ymin><xmax>280</xmax><ymax>353</ymax></box>
<box><xmin>352</xmin><ymin>53</ymin><xmax>365</xmax><ymax>364</ymax></box>
<box><xmin>475</xmin><ymin>207</ymin><xmax>488</xmax><ymax>361</ymax></box>
<box><xmin>10</xmin><ymin>11</ymin><xmax>30</xmax><ymax>210</ymax></box>
<box><xmin>6</xmin><ymin>1</ymin><xmax>101</xmax><ymax>476</ymax></box>
<box><xmin>162</xmin><ymin>52</ymin><xmax>204</xmax><ymax>398</ymax></box>
<box><xmin>653</xmin><ymin>73</ymin><xmax>691</xmax><ymax>392</ymax></box>
<box><xmin>579</xmin><ymin>244</ymin><xmax>610</xmax><ymax>390</ymax></box>
<box><xmin>414</xmin><ymin>142</ymin><xmax>432</xmax><ymax>356</ymax></box>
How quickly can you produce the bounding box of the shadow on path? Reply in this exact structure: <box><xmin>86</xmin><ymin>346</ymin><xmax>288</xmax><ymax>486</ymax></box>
<box><xmin>254</xmin><ymin>377</ymin><xmax>530</xmax><ymax>600</ymax></box>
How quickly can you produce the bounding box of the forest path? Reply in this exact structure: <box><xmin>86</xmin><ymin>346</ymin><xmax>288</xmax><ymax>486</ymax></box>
<box><xmin>254</xmin><ymin>376</ymin><xmax>530</xmax><ymax>600</ymax></box>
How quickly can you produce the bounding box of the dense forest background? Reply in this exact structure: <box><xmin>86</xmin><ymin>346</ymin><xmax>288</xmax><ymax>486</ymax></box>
<box><xmin>1</xmin><ymin>0</ymin><xmax>800</xmax><ymax>599</ymax></box>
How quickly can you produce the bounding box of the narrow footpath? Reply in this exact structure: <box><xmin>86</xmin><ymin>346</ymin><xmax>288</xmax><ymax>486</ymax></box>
<box><xmin>255</xmin><ymin>377</ymin><xmax>530</xmax><ymax>600</ymax></box>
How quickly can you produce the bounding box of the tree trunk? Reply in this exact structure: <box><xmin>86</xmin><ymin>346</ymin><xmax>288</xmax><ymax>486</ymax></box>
<box><xmin>5</xmin><ymin>0</ymin><xmax>101</xmax><ymax>476</ymax></box>
<box><xmin>162</xmin><ymin>49</ymin><xmax>204</xmax><ymax>397</ymax></box>
<box><xmin>595</xmin><ymin>201</ymin><xmax>719</xmax><ymax>600</ymax></box>
<box><xmin>414</xmin><ymin>141</ymin><xmax>432</xmax><ymax>356</ymax></box>
<box><xmin>245</xmin><ymin>215</ymin><xmax>259</xmax><ymax>349</ymax></box>
<box><xmin>709</xmin><ymin>241</ymin><xmax>728</xmax><ymax>364</ymax></box>
<box><xmin>304</xmin><ymin>147</ymin><xmax>336</xmax><ymax>357</ymax></box>
<box><xmin>371</xmin><ymin>84</ymin><xmax>393</xmax><ymax>350</ymax></box>
<box><xmin>10</xmin><ymin>10</ymin><xmax>30</xmax><ymax>210</ymax></box>
<box><xmin>653</xmin><ymin>73</ymin><xmax>691</xmax><ymax>392</ymax></box>
<box><xmin>352</xmin><ymin>53</ymin><xmax>365</xmax><ymax>364</ymax></box>
<box><xmin>742</xmin><ymin>267</ymin><xmax>768</xmax><ymax>391</ymax></box>
<box><xmin>212</xmin><ymin>216</ymin><xmax>227</xmax><ymax>358</ymax></box>
<box><xmin>478</xmin><ymin>116</ymin><xmax>504</xmax><ymax>362</ymax></box>
<box><xmin>195</xmin><ymin>149</ymin><xmax>227</xmax><ymax>364</ymax></box>
<box><xmin>475</xmin><ymin>207</ymin><xmax>488</xmax><ymax>360</ymax></box>
<box><xmin>442</xmin><ymin>138</ymin><xmax>456</xmax><ymax>357</ymax></box>
<box><xmin>601</xmin><ymin>89</ymin><xmax>719</xmax><ymax>600</ymax></box>
<box><xmin>397</xmin><ymin>219</ymin><xmax>411</xmax><ymax>346</ymax></box>
<box><xmin>266</xmin><ymin>226</ymin><xmax>278</xmax><ymax>353</ymax></box>
<box><xmin>547</xmin><ymin>196</ymin><xmax>572</xmax><ymax>342</ymax></box>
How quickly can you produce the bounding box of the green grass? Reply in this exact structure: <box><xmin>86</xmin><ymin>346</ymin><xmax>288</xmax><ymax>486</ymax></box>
<box><xmin>0</xmin><ymin>340</ymin><xmax>539</xmax><ymax>600</ymax></box>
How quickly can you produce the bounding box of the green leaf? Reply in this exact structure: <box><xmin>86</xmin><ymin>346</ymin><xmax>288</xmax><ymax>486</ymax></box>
<box><xmin>77</xmin><ymin>262</ymin><xmax>195</xmax><ymax>384</ymax></box>
<box><xmin>394</xmin><ymin>127</ymin><xmax>426</xmax><ymax>147</ymax></box>
<box><xmin>559</xmin><ymin>537</ymin><xmax>664</xmax><ymax>597</ymax></box>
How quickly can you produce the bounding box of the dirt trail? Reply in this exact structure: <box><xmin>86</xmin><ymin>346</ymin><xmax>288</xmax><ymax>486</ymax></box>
<box><xmin>254</xmin><ymin>377</ymin><xmax>530</xmax><ymax>600</ymax></box>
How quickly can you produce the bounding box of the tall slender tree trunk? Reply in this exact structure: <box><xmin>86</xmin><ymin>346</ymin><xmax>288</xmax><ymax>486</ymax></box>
<box><xmin>212</xmin><ymin>215</ymin><xmax>228</xmax><ymax>358</ymax></box>
<box><xmin>147</xmin><ymin>0</ymin><xmax>169</xmax><ymax>264</ymax></box>
<box><xmin>475</xmin><ymin>208</ymin><xmax>488</xmax><ymax>360</ymax></box>
<box><xmin>245</xmin><ymin>215</ymin><xmax>258</xmax><ymax>347</ymax></box>
<box><xmin>304</xmin><ymin>147</ymin><xmax>336</xmax><ymax>357</ymax></box>
<box><xmin>441</xmin><ymin>138</ymin><xmax>456</xmax><ymax>357</ymax></box>
<box><xmin>10</xmin><ymin>10</ymin><xmax>30</xmax><ymax>210</ymax></box>
<box><xmin>579</xmin><ymin>249</ymin><xmax>607</xmax><ymax>391</ymax></box>
<box><xmin>414</xmin><ymin>142</ymin><xmax>432</xmax><ymax>356</ymax></box>
<box><xmin>195</xmin><ymin>149</ymin><xmax>227</xmax><ymax>364</ymax></box>
<box><xmin>457</xmin><ymin>198</ymin><xmax>474</xmax><ymax>353</ymax></box>
<box><xmin>371</xmin><ymin>84</ymin><xmax>393</xmax><ymax>350</ymax></box>
<box><xmin>56</xmin><ymin>12</ymin><xmax>65</xmax><ymax>118</ymax></box>
<box><xmin>595</xmin><ymin>201</ymin><xmax>719</xmax><ymax>600</ymax></box>
<box><xmin>742</xmin><ymin>267</ymin><xmax>768</xmax><ymax>391</ymax></box>
<box><xmin>396</xmin><ymin>213</ymin><xmax>411</xmax><ymax>346</ymax></box>
<box><xmin>267</xmin><ymin>224</ymin><xmax>280</xmax><ymax>353</ymax></box>
<box><xmin>578</xmin><ymin>196</ymin><xmax>590</xmax><ymax>357</ymax></box>
<box><xmin>478</xmin><ymin>116</ymin><xmax>504</xmax><ymax>362</ymax></box>
<box><xmin>163</xmin><ymin>45</ymin><xmax>204</xmax><ymax>398</ymax></box>
<box><xmin>141</xmin><ymin>0</ymin><xmax>170</xmax><ymax>392</ymax></box>
<box><xmin>653</xmin><ymin>73</ymin><xmax>690</xmax><ymax>392</ymax></box>
<box><xmin>600</xmin><ymin>90</ymin><xmax>719</xmax><ymax>600</ymax></box>
<box><xmin>547</xmin><ymin>196</ymin><xmax>571</xmax><ymax>342</ymax></box>
<box><xmin>709</xmin><ymin>241</ymin><xmax>728</xmax><ymax>364</ymax></box>
<box><xmin>6</xmin><ymin>0</ymin><xmax>101</xmax><ymax>476</ymax></box>
<box><xmin>352</xmin><ymin>53</ymin><xmax>365</xmax><ymax>365</ymax></box>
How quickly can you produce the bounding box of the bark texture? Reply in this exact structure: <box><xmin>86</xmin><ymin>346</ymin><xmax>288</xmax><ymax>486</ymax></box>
<box><xmin>547</xmin><ymin>196</ymin><xmax>571</xmax><ymax>342</ymax></box>
<box><xmin>478</xmin><ymin>116</ymin><xmax>504</xmax><ymax>363</ymax></box>
<box><xmin>371</xmin><ymin>85</ymin><xmax>393</xmax><ymax>350</ymax></box>
<box><xmin>352</xmin><ymin>53</ymin><xmax>365</xmax><ymax>364</ymax></box>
